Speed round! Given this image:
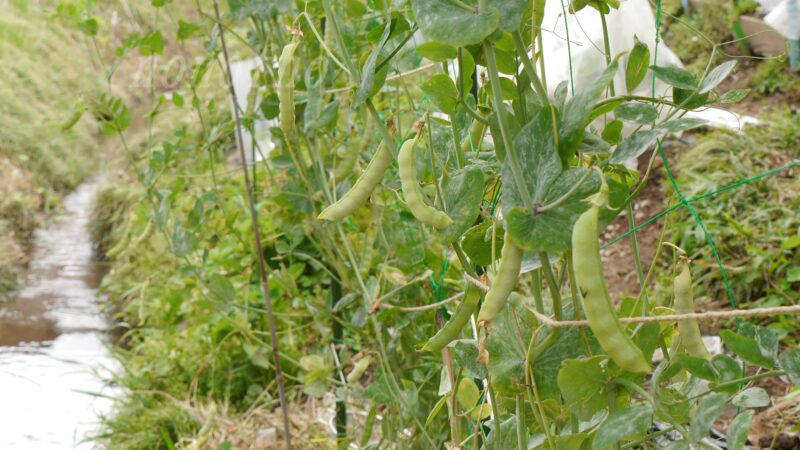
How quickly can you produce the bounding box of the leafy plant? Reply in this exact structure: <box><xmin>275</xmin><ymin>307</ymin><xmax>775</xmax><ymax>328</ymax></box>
<box><xmin>72</xmin><ymin>0</ymin><xmax>800</xmax><ymax>448</ymax></box>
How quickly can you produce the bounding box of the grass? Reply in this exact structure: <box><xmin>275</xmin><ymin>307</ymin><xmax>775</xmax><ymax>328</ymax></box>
<box><xmin>665</xmin><ymin>112</ymin><xmax>800</xmax><ymax>343</ymax></box>
<box><xmin>0</xmin><ymin>1</ymin><xmax>101</xmax><ymax>293</ymax></box>
<box><xmin>660</xmin><ymin>0</ymin><xmax>736</xmax><ymax>73</ymax></box>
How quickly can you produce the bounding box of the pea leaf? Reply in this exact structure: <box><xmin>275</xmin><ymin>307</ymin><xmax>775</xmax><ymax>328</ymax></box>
<box><xmin>601</xmin><ymin>120</ymin><xmax>623</xmax><ymax>145</ymax></box>
<box><xmin>494</xmin><ymin>0</ymin><xmax>528</xmax><ymax>31</ymax></box>
<box><xmin>416</xmin><ymin>41</ymin><xmax>457</xmax><ymax>61</ymax></box>
<box><xmin>593</xmin><ymin>404</ymin><xmax>653</xmax><ymax>450</ymax></box>
<box><xmin>355</xmin><ymin>22</ymin><xmax>392</xmax><ymax>106</ymax></box>
<box><xmin>720</xmin><ymin>88</ymin><xmax>750</xmax><ymax>104</ymax></box>
<box><xmin>780</xmin><ymin>348</ymin><xmax>800</xmax><ymax>385</ymax></box>
<box><xmin>626</xmin><ymin>36</ymin><xmax>650</xmax><ymax>92</ymax></box>
<box><xmin>441</xmin><ymin>167</ymin><xmax>484</xmax><ymax>243</ymax></box>
<box><xmin>502</xmin><ymin>109</ymin><xmax>561</xmax><ymax>208</ymax></box>
<box><xmin>710</xmin><ymin>354</ymin><xmax>744</xmax><ymax>393</ymax></box>
<box><xmin>674</xmin><ymin>354</ymin><xmax>718</xmax><ymax>381</ymax></box>
<box><xmin>453</xmin><ymin>340</ymin><xmax>488</xmax><ymax>379</ymax></box>
<box><xmin>690</xmin><ymin>393</ymin><xmax>726</xmax><ymax>443</ymax></box>
<box><xmin>731</xmin><ymin>387</ymin><xmax>770</xmax><ymax>408</ymax></box>
<box><xmin>559</xmin><ymin>61</ymin><xmax>619</xmax><ymax>162</ymax></box>
<box><xmin>461</xmin><ymin>221</ymin><xmax>504</xmax><ymax>266</ymax></box>
<box><xmin>412</xmin><ymin>0</ymin><xmax>499</xmax><ymax>48</ymax></box>
<box><xmin>554</xmin><ymin>433</ymin><xmax>589</xmax><ymax>450</ymax></box>
<box><xmin>720</xmin><ymin>330</ymin><xmax>775</xmax><ymax>368</ymax></box>
<box><xmin>421</xmin><ymin>74</ymin><xmax>459</xmax><ymax>115</ymax></box>
<box><xmin>485</xmin><ymin>416</ymin><xmax>520</xmax><ymax>449</ymax></box>
<box><xmin>726</xmin><ymin>410</ymin><xmax>754</xmax><ymax>450</ymax></box>
<box><xmin>609</xmin><ymin>118</ymin><xmax>705</xmax><ymax>164</ymax></box>
<box><xmin>699</xmin><ymin>60</ymin><xmax>737</xmax><ymax>94</ymax></box>
<box><xmin>486</xmin><ymin>296</ymin><xmax>537</xmax><ymax>396</ymax></box>
<box><xmin>650</xmin><ymin>65</ymin><xmax>697</xmax><ymax>90</ymax></box>
<box><xmin>673</xmin><ymin>87</ymin><xmax>710</xmax><ymax>110</ymax></box>
<box><xmin>557</xmin><ymin>356</ymin><xmax>610</xmax><ymax>420</ymax></box>
<box><xmin>615</xmin><ymin>103</ymin><xmax>658</xmax><ymax>124</ymax></box>
<box><xmin>505</xmin><ymin>168</ymin><xmax>600</xmax><ymax>252</ymax></box>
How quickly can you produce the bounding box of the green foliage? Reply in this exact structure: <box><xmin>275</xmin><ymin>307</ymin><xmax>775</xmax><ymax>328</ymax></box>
<box><xmin>0</xmin><ymin>1</ymin><xmax>100</xmax><ymax>293</ymax></box>
<box><xmin>75</xmin><ymin>0</ymin><xmax>800</xmax><ymax>448</ymax></box>
<box><xmin>750</xmin><ymin>57</ymin><xmax>800</xmax><ymax>96</ymax></box>
<box><xmin>667</xmin><ymin>115</ymin><xmax>800</xmax><ymax>342</ymax></box>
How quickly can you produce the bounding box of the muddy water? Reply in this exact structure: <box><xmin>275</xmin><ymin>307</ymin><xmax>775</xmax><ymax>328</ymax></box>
<box><xmin>0</xmin><ymin>181</ymin><xmax>117</xmax><ymax>449</ymax></box>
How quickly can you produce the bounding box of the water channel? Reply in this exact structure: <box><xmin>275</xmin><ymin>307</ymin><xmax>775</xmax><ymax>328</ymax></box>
<box><xmin>0</xmin><ymin>180</ymin><xmax>117</xmax><ymax>448</ymax></box>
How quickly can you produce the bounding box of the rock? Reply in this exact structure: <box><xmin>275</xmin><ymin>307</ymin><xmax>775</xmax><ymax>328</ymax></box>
<box><xmin>253</xmin><ymin>427</ymin><xmax>277</xmax><ymax>450</ymax></box>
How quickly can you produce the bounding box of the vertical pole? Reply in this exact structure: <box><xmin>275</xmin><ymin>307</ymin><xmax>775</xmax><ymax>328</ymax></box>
<box><xmin>331</xmin><ymin>275</ymin><xmax>347</xmax><ymax>448</ymax></box>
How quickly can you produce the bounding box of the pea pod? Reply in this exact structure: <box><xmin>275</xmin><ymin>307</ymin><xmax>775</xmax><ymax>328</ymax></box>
<box><xmin>398</xmin><ymin>130</ymin><xmax>453</xmax><ymax>229</ymax></box>
<box><xmin>422</xmin><ymin>283</ymin><xmax>482</xmax><ymax>352</ymax></box>
<box><xmin>476</xmin><ymin>240</ymin><xmax>523</xmax><ymax>323</ymax></box>
<box><xmin>572</xmin><ymin>191</ymin><xmax>651</xmax><ymax>373</ymax></box>
<box><xmin>461</xmin><ymin>119</ymin><xmax>487</xmax><ymax>153</ymax></box>
<box><xmin>278</xmin><ymin>40</ymin><xmax>299</xmax><ymax>135</ymax></box>
<box><xmin>674</xmin><ymin>258</ymin><xmax>711</xmax><ymax>359</ymax></box>
<box><xmin>318</xmin><ymin>135</ymin><xmax>394</xmax><ymax>221</ymax></box>
<box><xmin>333</xmin><ymin>144</ymin><xmax>359</xmax><ymax>183</ymax></box>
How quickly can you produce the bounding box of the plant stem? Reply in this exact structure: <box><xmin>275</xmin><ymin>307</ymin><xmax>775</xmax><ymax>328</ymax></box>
<box><xmin>212</xmin><ymin>2</ymin><xmax>293</xmax><ymax>448</ymax></box>
<box><xmin>512</xmin><ymin>31</ymin><xmax>549</xmax><ymax>104</ymax></box>
<box><xmin>484</xmin><ymin>43</ymin><xmax>534</xmax><ymax>211</ymax></box>
<box><xmin>537</xmin><ymin>168</ymin><xmax>594</xmax><ymax>213</ymax></box>
<box><xmin>322</xmin><ymin>0</ymin><xmax>360</xmax><ymax>81</ymax></box>
<box><xmin>598</xmin><ymin>10</ymin><xmax>616</xmax><ymax>97</ymax></box>
<box><xmin>539</xmin><ymin>252</ymin><xmax>563</xmax><ymax>321</ymax></box>
<box><xmin>516</xmin><ymin>395</ymin><xmax>526</xmax><ymax>450</ymax></box>
<box><xmin>531</xmin><ymin>269</ymin><xmax>545</xmax><ymax>314</ymax></box>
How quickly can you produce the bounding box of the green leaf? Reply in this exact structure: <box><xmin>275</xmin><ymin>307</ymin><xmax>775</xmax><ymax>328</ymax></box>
<box><xmin>674</xmin><ymin>354</ymin><xmax>718</xmax><ymax>381</ymax></box>
<box><xmin>416</xmin><ymin>41</ymin><xmax>457</xmax><ymax>61</ymax></box>
<box><xmin>505</xmin><ymin>168</ymin><xmax>600</xmax><ymax>252</ymax></box>
<box><xmin>299</xmin><ymin>355</ymin><xmax>333</xmax><ymax>398</ymax></box>
<box><xmin>177</xmin><ymin>20</ymin><xmax>202</xmax><ymax>40</ymax></box>
<box><xmin>494</xmin><ymin>0</ymin><xmax>528</xmax><ymax>31</ymax></box>
<box><xmin>699</xmin><ymin>60</ymin><xmax>737</xmax><ymax>94</ymax></box>
<box><xmin>554</xmin><ymin>433</ymin><xmax>589</xmax><ymax>450</ymax></box>
<box><xmin>731</xmin><ymin>387</ymin><xmax>770</xmax><ymax>408</ymax></box>
<box><xmin>615</xmin><ymin>103</ymin><xmax>658</xmax><ymax>124</ymax></box>
<box><xmin>485</xmin><ymin>416</ymin><xmax>520</xmax><ymax>449</ymax></box>
<box><xmin>609</xmin><ymin>118</ymin><xmax>705</xmax><ymax>164</ymax></box>
<box><xmin>593</xmin><ymin>404</ymin><xmax>653</xmax><ymax>450</ymax></box>
<box><xmin>780</xmin><ymin>349</ymin><xmax>800</xmax><ymax>385</ymax></box>
<box><xmin>455</xmin><ymin>377</ymin><xmax>481</xmax><ymax>410</ymax></box>
<box><xmin>626</xmin><ymin>36</ymin><xmax>650</xmax><ymax>92</ymax></box>
<box><xmin>657</xmin><ymin>387</ymin><xmax>691</xmax><ymax>424</ymax></box>
<box><xmin>503</xmin><ymin>109</ymin><xmax>561</xmax><ymax>207</ymax></box>
<box><xmin>710</xmin><ymin>354</ymin><xmax>744</xmax><ymax>393</ymax></box>
<box><xmin>442</xmin><ymin>167</ymin><xmax>484</xmax><ymax>244</ymax></box>
<box><xmin>726</xmin><ymin>410</ymin><xmax>754</xmax><ymax>450</ymax></box>
<box><xmin>486</xmin><ymin>296</ymin><xmax>537</xmax><ymax>396</ymax></box>
<box><xmin>601</xmin><ymin>120</ymin><xmax>624</xmax><ymax>145</ymax></box>
<box><xmin>412</xmin><ymin>0</ymin><xmax>499</xmax><ymax>48</ymax></box>
<box><xmin>559</xmin><ymin>61</ymin><xmax>619</xmax><ymax>161</ymax></box>
<box><xmin>487</xmin><ymin>104</ymin><xmax>520</xmax><ymax>162</ymax></box>
<box><xmin>673</xmin><ymin>87</ymin><xmax>710</xmax><ymax>110</ymax></box>
<box><xmin>720</xmin><ymin>88</ymin><xmax>750</xmax><ymax>104</ymax></box>
<box><xmin>208</xmin><ymin>274</ymin><xmax>235</xmax><ymax>302</ymax></box>
<box><xmin>260</xmin><ymin>92</ymin><xmax>280</xmax><ymax>119</ymax></box>
<box><xmin>355</xmin><ymin>22</ymin><xmax>392</xmax><ymax>106</ymax></box>
<box><xmin>77</xmin><ymin>17</ymin><xmax>99</xmax><ymax>36</ymax></box>
<box><xmin>453</xmin><ymin>340</ymin><xmax>488</xmax><ymax>379</ymax></box>
<box><xmin>650</xmin><ymin>65</ymin><xmax>697</xmax><ymax>90</ymax></box>
<box><xmin>557</xmin><ymin>356</ymin><xmax>610</xmax><ymax>421</ymax></box>
<box><xmin>690</xmin><ymin>393</ymin><xmax>726</xmax><ymax>443</ymax></box>
<box><xmin>461</xmin><ymin>221</ymin><xmax>503</xmax><ymax>266</ymax></box>
<box><xmin>139</xmin><ymin>30</ymin><xmax>165</xmax><ymax>56</ymax></box>
<box><xmin>720</xmin><ymin>330</ymin><xmax>775</xmax><ymax>368</ymax></box>
<box><xmin>421</xmin><ymin>74</ymin><xmax>459</xmax><ymax>115</ymax></box>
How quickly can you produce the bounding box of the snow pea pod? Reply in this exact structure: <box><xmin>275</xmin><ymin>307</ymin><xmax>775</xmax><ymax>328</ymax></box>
<box><xmin>476</xmin><ymin>240</ymin><xmax>523</xmax><ymax>323</ymax></box>
<box><xmin>572</xmin><ymin>191</ymin><xmax>651</xmax><ymax>373</ymax></box>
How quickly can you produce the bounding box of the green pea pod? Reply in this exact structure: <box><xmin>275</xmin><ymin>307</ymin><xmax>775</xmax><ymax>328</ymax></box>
<box><xmin>333</xmin><ymin>144</ymin><xmax>359</xmax><ymax>183</ymax></box>
<box><xmin>572</xmin><ymin>197</ymin><xmax>651</xmax><ymax>374</ymax></box>
<box><xmin>278</xmin><ymin>40</ymin><xmax>299</xmax><ymax>135</ymax></box>
<box><xmin>476</xmin><ymin>240</ymin><xmax>523</xmax><ymax>323</ymax></box>
<box><xmin>461</xmin><ymin>119</ymin><xmax>487</xmax><ymax>153</ymax></box>
<box><xmin>398</xmin><ymin>131</ymin><xmax>453</xmax><ymax>229</ymax></box>
<box><xmin>318</xmin><ymin>136</ymin><xmax>394</xmax><ymax>221</ymax></box>
<box><xmin>422</xmin><ymin>283</ymin><xmax>482</xmax><ymax>352</ymax></box>
<box><xmin>674</xmin><ymin>258</ymin><xmax>711</xmax><ymax>359</ymax></box>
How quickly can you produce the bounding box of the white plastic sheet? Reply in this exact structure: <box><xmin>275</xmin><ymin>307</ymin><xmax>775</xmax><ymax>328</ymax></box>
<box><xmin>764</xmin><ymin>0</ymin><xmax>800</xmax><ymax>40</ymax></box>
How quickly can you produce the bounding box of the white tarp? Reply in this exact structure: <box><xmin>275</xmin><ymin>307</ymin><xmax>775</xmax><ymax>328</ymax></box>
<box><xmin>230</xmin><ymin>58</ymin><xmax>276</xmax><ymax>164</ymax></box>
<box><xmin>764</xmin><ymin>0</ymin><xmax>800</xmax><ymax>40</ymax></box>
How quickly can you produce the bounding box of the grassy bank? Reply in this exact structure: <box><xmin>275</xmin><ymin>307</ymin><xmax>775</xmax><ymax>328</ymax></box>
<box><xmin>0</xmin><ymin>1</ymin><xmax>100</xmax><ymax>293</ymax></box>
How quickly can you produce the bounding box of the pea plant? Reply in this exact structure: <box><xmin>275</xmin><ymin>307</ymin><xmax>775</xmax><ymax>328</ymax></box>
<box><xmin>83</xmin><ymin>0</ymin><xmax>800</xmax><ymax>448</ymax></box>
